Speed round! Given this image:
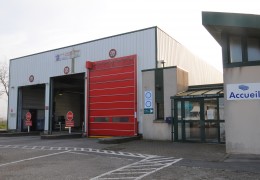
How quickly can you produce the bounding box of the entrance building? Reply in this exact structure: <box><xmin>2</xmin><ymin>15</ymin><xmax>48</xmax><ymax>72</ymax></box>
<box><xmin>203</xmin><ymin>12</ymin><xmax>260</xmax><ymax>154</ymax></box>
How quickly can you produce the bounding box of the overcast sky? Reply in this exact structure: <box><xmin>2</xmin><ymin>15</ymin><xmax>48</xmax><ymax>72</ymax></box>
<box><xmin>0</xmin><ymin>0</ymin><xmax>259</xmax><ymax>118</ymax></box>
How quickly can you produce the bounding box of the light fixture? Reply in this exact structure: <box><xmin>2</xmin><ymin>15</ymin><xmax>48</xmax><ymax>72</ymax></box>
<box><xmin>58</xmin><ymin>90</ymin><xmax>63</xmax><ymax>96</ymax></box>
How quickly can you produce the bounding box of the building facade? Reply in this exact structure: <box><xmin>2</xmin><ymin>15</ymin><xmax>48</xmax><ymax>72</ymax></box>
<box><xmin>8</xmin><ymin>27</ymin><xmax>222</xmax><ymax>139</ymax></box>
<box><xmin>203</xmin><ymin>12</ymin><xmax>260</xmax><ymax>154</ymax></box>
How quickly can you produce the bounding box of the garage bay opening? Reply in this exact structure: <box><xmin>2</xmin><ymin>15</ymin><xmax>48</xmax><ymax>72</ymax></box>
<box><xmin>18</xmin><ymin>84</ymin><xmax>45</xmax><ymax>132</ymax></box>
<box><xmin>50</xmin><ymin>73</ymin><xmax>85</xmax><ymax>133</ymax></box>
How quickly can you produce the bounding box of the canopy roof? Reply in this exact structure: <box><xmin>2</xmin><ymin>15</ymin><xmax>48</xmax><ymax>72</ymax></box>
<box><xmin>172</xmin><ymin>83</ymin><xmax>224</xmax><ymax>99</ymax></box>
<box><xmin>202</xmin><ymin>11</ymin><xmax>260</xmax><ymax>45</ymax></box>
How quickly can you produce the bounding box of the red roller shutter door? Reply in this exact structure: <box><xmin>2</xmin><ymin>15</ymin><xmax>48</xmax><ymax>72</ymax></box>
<box><xmin>88</xmin><ymin>55</ymin><xmax>137</xmax><ymax>136</ymax></box>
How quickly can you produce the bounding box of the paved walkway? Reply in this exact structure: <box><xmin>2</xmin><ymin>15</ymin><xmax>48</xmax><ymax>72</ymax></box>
<box><xmin>101</xmin><ymin>139</ymin><xmax>260</xmax><ymax>174</ymax></box>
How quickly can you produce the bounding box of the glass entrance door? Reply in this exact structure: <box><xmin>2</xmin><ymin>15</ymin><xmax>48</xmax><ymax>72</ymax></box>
<box><xmin>174</xmin><ymin>98</ymin><xmax>224</xmax><ymax>143</ymax></box>
<box><xmin>174</xmin><ymin>100</ymin><xmax>204</xmax><ymax>142</ymax></box>
<box><xmin>183</xmin><ymin>100</ymin><xmax>203</xmax><ymax>141</ymax></box>
<box><xmin>177</xmin><ymin>100</ymin><xmax>203</xmax><ymax>141</ymax></box>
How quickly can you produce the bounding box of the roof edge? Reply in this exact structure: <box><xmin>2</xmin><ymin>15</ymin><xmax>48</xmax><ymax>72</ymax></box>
<box><xmin>202</xmin><ymin>11</ymin><xmax>260</xmax><ymax>29</ymax></box>
<box><xmin>11</xmin><ymin>26</ymin><xmax>158</xmax><ymax>61</ymax></box>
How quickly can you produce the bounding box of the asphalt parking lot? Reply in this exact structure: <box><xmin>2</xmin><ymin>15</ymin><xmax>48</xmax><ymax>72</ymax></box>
<box><xmin>0</xmin><ymin>136</ymin><xmax>260</xmax><ymax>180</ymax></box>
<box><xmin>0</xmin><ymin>145</ymin><xmax>143</xmax><ymax>179</ymax></box>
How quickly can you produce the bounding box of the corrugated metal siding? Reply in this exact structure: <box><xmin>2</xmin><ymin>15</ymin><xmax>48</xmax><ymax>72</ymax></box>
<box><xmin>8</xmin><ymin>27</ymin><xmax>157</xmax><ymax>131</ymax></box>
<box><xmin>9</xmin><ymin>28</ymin><xmax>156</xmax><ymax>87</ymax></box>
<box><xmin>8</xmin><ymin>88</ymin><xmax>18</xmax><ymax>129</ymax></box>
<box><xmin>157</xmin><ymin>28</ymin><xmax>223</xmax><ymax>85</ymax></box>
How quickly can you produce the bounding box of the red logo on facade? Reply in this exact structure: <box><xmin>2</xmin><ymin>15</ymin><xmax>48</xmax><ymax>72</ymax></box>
<box><xmin>109</xmin><ymin>49</ymin><xmax>117</xmax><ymax>58</ymax></box>
<box><xmin>29</xmin><ymin>75</ymin><xmax>34</xmax><ymax>82</ymax></box>
<box><xmin>64</xmin><ymin>66</ymin><xmax>70</xmax><ymax>74</ymax></box>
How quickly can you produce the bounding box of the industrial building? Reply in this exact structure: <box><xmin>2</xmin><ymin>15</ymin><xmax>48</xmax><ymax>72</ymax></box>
<box><xmin>8</xmin><ymin>27</ymin><xmax>222</xmax><ymax>141</ymax></box>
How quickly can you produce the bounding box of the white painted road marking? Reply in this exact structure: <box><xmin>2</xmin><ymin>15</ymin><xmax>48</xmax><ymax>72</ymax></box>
<box><xmin>0</xmin><ymin>150</ymin><xmax>70</xmax><ymax>167</ymax></box>
<box><xmin>90</xmin><ymin>156</ymin><xmax>182</xmax><ymax>180</ymax></box>
<box><xmin>0</xmin><ymin>144</ymin><xmax>155</xmax><ymax>158</ymax></box>
<box><xmin>68</xmin><ymin>151</ymin><xmax>90</xmax><ymax>156</ymax></box>
<box><xmin>0</xmin><ymin>144</ymin><xmax>183</xmax><ymax>179</ymax></box>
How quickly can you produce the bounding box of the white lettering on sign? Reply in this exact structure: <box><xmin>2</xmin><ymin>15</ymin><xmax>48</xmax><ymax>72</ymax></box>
<box><xmin>226</xmin><ymin>83</ymin><xmax>260</xmax><ymax>100</ymax></box>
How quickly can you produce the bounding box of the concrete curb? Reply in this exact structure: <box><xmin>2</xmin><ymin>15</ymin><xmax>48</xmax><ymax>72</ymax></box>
<box><xmin>41</xmin><ymin>133</ymin><xmax>83</xmax><ymax>140</ymax></box>
<box><xmin>0</xmin><ymin>131</ymin><xmax>40</xmax><ymax>137</ymax></box>
<box><xmin>98</xmin><ymin>135</ymin><xmax>142</xmax><ymax>144</ymax></box>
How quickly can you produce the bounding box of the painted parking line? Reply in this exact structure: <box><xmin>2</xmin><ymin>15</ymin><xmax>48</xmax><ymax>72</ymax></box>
<box><xmin>68</xmin><ymin>151</ymin><xmax>136</xmax><ymax>162</ymax></box>
<box><xmin>0</xmin><ymin>144</ymin><xmax>182</xmax><ymax>179</ymax></box>
<box><xmin>0</xmin><ymin>150</ymin><xmax>70</xmax><ymax>167</ymax></box>
<box><xmin>90</xmin><ymin>156</ymin><xmax>183</xmax><ymax>180</ymax></box>
<box><xmin>0</xmin><ymin>144</ymin><xmax>155</xmax><ymax>159</ymax></box>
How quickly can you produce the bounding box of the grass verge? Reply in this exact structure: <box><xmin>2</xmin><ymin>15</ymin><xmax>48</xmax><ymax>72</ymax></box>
<box><xmin>0</xmin><ymin>121</ymin><xmax>7</xmax><ymax>130</ymax></box>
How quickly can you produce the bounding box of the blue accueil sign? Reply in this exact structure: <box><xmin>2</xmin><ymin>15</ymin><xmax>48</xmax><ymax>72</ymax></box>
<box><xmin>227</xmin><ymin>83</ymin><xmax>260</xmax><ymax>100</ymax></box>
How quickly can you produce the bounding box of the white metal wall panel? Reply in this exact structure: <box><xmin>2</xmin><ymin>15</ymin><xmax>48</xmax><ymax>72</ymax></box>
<box><xmin>8</xmin><ymin>27</ymin><xmax>157</xmax><ymax>131</ymax></box>
<box><xmin>8</xmin><ymin>87</ymin><xmax>18</xmax><ymax>130</ymax></box>
<box><xmin>9</xmin><ymin>28</ymin><xmax>156</xmax><ymax>87</ymax></box>
<box><xmin>157</xmin><ymin>28</ymin><xmax>223</xmax><ymax>85</ymax></box>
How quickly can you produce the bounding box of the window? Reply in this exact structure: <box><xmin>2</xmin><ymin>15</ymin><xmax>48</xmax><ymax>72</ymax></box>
<box><xmin>156</xmin><ymin>103</ymin><xmax>164</xmax><ymax>119</ymax></box>
<box><xmin>112</xmin><ymin>117</ymin><xmax>129</xmax><ymax>122</ymax></box>
<box><xmin>227</xmin><ymin>35</ymin><xmax>260</xmax><ymax>67</ymax></box>
<box><xmin>218</xmin><ymin>98</ymin><xmax>224</xmax><ymax>120</ymax></box>
<box><xmin>177</xmin><ymin>101</ymin><xmax>181</xmax><ymax>120</ymax></box>
<box><xmin>204</xmin><ymin>99</ymin><xmax>217</xmax><ymax>120</ymax></box>
<box><xmin>184</xmin><ymin>101</ymin><xmax>200</xmax><ymax>120</ymax></box>
<box><xmin>229</xmin><ymin>36</ymin><xmax>243</xmax><ymax>63</ymax></box>
<box><xmin>218</xmin><ymin>98</ymin><xmax>225</xmax><ymax>142</ymax></box>
<box><xmin>94</xmin><ymin>117</ymin><xmax>109</xmax><ymax>122</ymax></box>
<box><xmin>247</xmin><ymin>38</ymin><xmax>260</xmax><ymax>61</ymax></box>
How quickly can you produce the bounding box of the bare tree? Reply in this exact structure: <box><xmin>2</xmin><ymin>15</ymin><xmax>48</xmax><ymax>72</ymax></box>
<box><xmin>0</xmin><ymin>62</ymin><xmax>8</xmax><ymax>96</ymax></box>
